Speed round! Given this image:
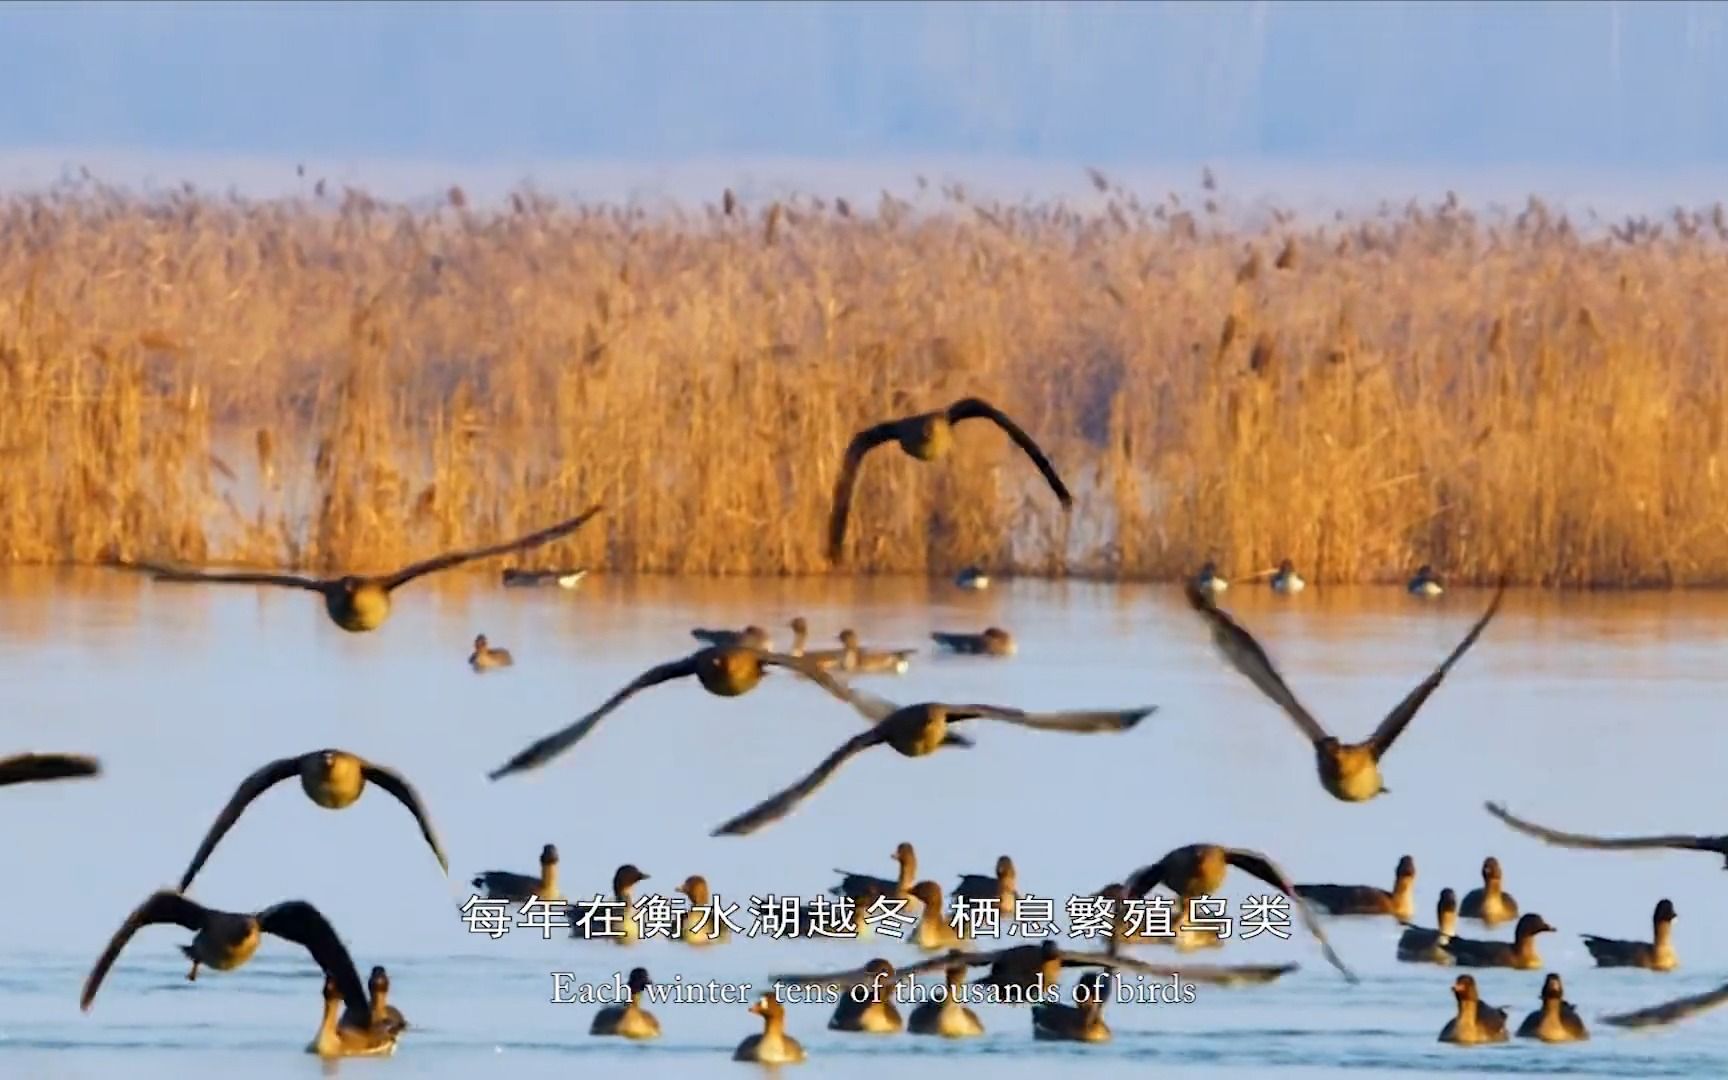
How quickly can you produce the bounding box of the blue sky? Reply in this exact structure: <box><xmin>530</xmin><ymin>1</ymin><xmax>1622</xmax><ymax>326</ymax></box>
<box><xmin>3</xmin><ymin>1</ymin><xmax>1726</xmax><ymax>167</ymax></box>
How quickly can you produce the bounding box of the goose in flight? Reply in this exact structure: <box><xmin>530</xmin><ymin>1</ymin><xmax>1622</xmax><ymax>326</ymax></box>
<box><xmin>1120</xmin><ymin>843</ymin><xmax>1356</xmax><ymax>982</ymax></box>
<box><xmin>710</xmin><ymin>682</ymin><xmax>1153</xmax><ymax>837</ymax></box>
<box><xmin>176</xmin><ymin>749</ymin><xmax>447</xmax><ymax>891</ymax></box>
<box><xmin>1185</xmin><ymin>578</ymin><xmax>1505</xmax><ymax>801</ymax></box>
<box><xmin>122</xmin><ymin>504</ymin><xmax>604</xmax><ymax>632</ymax></box>
<box><xmin>82</xmin><ymin>891</ymin><xmax>369</xmax><ymax>1012</ymax></box>
<box><xmin>827</xmin><ymin>397</ymin><xmax>1072</xmax><ymax>562</ymax></box>
<box><xmin>487</xmin><ymin>647</ymin><xmax>843</xmax><ymax>779</ymax></box>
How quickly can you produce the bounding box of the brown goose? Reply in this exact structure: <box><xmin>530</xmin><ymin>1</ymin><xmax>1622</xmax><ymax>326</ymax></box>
<box><xmin>1443</xmin><ymin>912</ymin><xmax>1553</xmax><ymax>969</ymax></box>
<box><xmin>1121</xmin><ymin>843</ymin><xmax>1355</xmax><ymax>981</ymax></box>
<box><xmin>1295</xmin><ymin>855</ymin><xmax>1417</xmax><ymax>921</ymax></box>
<box><xmin>1438</xmin><ymin>974</ymin><xmax>1509</xmax><ymax>1045</ymax></box>
<box><xmin>487</xmin><ymin>647</ymin><xmax>842</xmax><ymax>778</ymax></box>
<box><xmin>121</xmin><ymin>505</ymin><xmax>603</xmax><ymax>632</ymax></box>
<box><xmin>1516</xmin><ymin>973</ymin><xmax>1588</xmax><ymax>1042</ymax></box>
<box><xmin>176</xmin><ymin>749</ymin><xmax>447</xmax><ymax>891</ymax></box>
<box><xmin>1185</xmin><ymin>578</ymin><xmax>1505</xmax><ymax>801</ymax></box>
<box><xmin>710</xmin><ymin>685</ymin><xmax>1153</xmax><ymax>836</ymax></box>
<box><xmin>1582</xmin><ymin>899</ymin><xmax>1678</xmax><ymax>971</ymax></box>
<box><xmin>1459</xmin><ymin>856</ymin><xmax>1519</xmax><ymax>927</ymax></box>
<box><xmin>82</xmin><ymin>891</ymin><xmax>368</xmax><ymax>1010</ymax></box>
<box><xmin>827</xmin><ymin>397</ymin><xmax>1072</xmax><ymax>562</ymax></box>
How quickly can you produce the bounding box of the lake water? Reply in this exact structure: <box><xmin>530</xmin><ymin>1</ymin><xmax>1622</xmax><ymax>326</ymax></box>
<box><xmin>4</xmin><ymin>569</ymin><xmax>1728</xmax><ymax>1078</ymax></box>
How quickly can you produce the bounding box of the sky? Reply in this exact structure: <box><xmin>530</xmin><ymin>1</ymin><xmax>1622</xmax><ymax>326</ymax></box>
<box><xmin>1</xmin><ymin>2</ymin><xmax>1725</xmax><ymax>200</ymax></box>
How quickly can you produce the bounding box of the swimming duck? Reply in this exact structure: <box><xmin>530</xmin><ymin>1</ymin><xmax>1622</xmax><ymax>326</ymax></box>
<box><xmin>1438</xmin><ymin>974</ymin><xmax>1509</xmax><ymax>1045</ymax></box>
<box><xmin>1459</xmin><ymin>857</ymin><xmax>1519</xmax><ymax>927</ymax></box>
<box><xmin>308</xmin><ymin>972</ymin><xmax>399</xmax><ymax>1058</ymax></box>
<box><xmin>1270</xmin><ymin>559</ymin><xmax>1306</xmax><ymax>594</ymax></box>
<box><xmin>1603</xmin><ymin>979</ymin><xmax>1728</xmax><ymax>1029</ymax></box>
<box><xmin>1583</xmin><ymin>899</ymin><xmax>1677</xmax><ymax>971</ymax></box>
<box><xmin>1192</xmin><ymin>561</ymin><xmax>1229</xmax><ymax>594</ymax></box>
<box><xmin>1443</xmin><ymin>912</ymin><xmax>1553</xmax><ymax>969</ymax></box>
<box><xmin>733</xmin><ymin>993</ymin><xmax>806</xmax><ymax>1064</ymax></box>
<box><xmin>1409</xmin><ymin>565</ymin><xmax>1444</xmax><ymax>597</ymax></box>
<box><xmin>123</xmin><ymin>505</ymin><xmax>603</xmax><ymax>632</ymax></box>
<box><xmin>0</xmin><ymin>752</ymin><xmax>100</xmax><ymax>787</ymax></box>
<box><xmin>1517</xmin><ymin>973</ymin><xmax>1588</xmax><ymax>1042</ymax></box>
<box><xmin>836</xmin><ymin>628</ymin><xmax>916</xmax><ymax>675</ymax></box>
<box><xmin>955</xmin><ymin>566</ymin><xmax>991</xmax><ymax>590</ymax></box>
<box><xmin>82</xmin><ymin>891</ymin><xmax>367</xmax><ymax>1007</ymax></box>
<box><xmin>832</xmin><ymin>842</ymin><xmax>919</xmax><ymax>906</ymax></box>
<box><xmin>177</xmin><ymin>749</ymin><xmax>447</xmax><ymax>891</ymax></box>
<box><xmin>1031</xmin><ymin>970</ymin><xmax>1113</xmax><ymax>1043</ymax></box>
<box><xmin>471</xmin><ymin>843</ymin><xmax>562</xmax><ymax>903</ymax></box>
<box><xmin>1121</xmin><ymin>843</ymin><xmax>1355</xmax><ymax>980</ymax></box>
<box><xmin>675</xmin><ymin>875</ymin><xmax>731</xmax><ymax>944</ymax></box>
<box><xmin>367</xmin><ymin>965</ymin><xmax>408</xmax><ymax>1035</ymax></box>
<box><xmin>691</xmin><ymin>625</ymin><xmax>774</xmax><ymax>651</ymax></box>
<box><xmin>590</xmin><ymin>967</ymin><xmax>661</xmax><ymax>1039</ymax></box>
<box><xmin>1485</xmin><ymin>800</ymin><xmax>1728</xmax><ymax>867</ymax></box>
<box><xmin>500</xmin><ymin>567</ymin><xmax>586</xmax><ymax>588</ymax></box>
<box><xmin>1397</xmin><ymin>889</ymin><xmax>1460</xmax><ymax>965</ymax></box>
<box><xmin>1296</xmin><ymin>855</ymin><xmax>1417</xmax><ymax>922</ymax></box>
<box><xmin>930</xmin><ymin>627</ymin><xmax>1016</xmax><ymax>657</ymax></box>
<box><xmin>908</xmin><ymin>962</ymin><xmax>985</xmax><ymax>1038</ymax></box>
<box><xmin>826</xmin><ymin>958</ymin><xmax>905</xmax><ymax>1033</ymax></box>
<box><xmin>1185</xmin><ymin>578</ymin><xmax>1505</xmax><ymax>802</ymax></box>
<box><xmin>952</xmin><ymin>855</ymin><xmax>1019</xmax><ymax>920</ymax></box>
<box><xmin>469</xmin><ymin>633</ymin><xmax>514</xmax><ymax>672</ymax></box>
<box><xmin>909</xmin><ymin>882</ymin><xmax>964</xmax><ymax>951</ymax></box>
<box><xmin>827</xmin><ymin>397</ymin><xmax>1072</xmax><ymax>563</ymax></box>
<box><xmin>570</xmin><ymin>864</ymin><xmax>651</xmax><ymax>943</ymax></box>
<box><xmin>709</xmin><ymin>685</ymin><xmax>1154</xmax><ymax>836</ymax></box>
<box><xmin>487</xmin><ymin>646</ymin><xmax>842</xmax><ymax>778</ymax></box>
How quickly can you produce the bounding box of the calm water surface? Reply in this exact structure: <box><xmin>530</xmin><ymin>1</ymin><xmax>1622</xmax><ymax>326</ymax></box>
<box><xmin>4</xmin><ymin>570</ymin><xmax>1728</xmax><ymax>1078</ymax></box>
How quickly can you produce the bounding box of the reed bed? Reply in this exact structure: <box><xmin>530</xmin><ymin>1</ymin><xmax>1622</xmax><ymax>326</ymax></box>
<box><xmin>2</xmin><ymin>176</ymin><xmax>1726</xmax><ymax>586</ymax></box>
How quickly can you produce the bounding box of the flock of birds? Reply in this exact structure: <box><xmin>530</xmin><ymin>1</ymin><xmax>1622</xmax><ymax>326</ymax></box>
<box><xmin>8</xmin><ymin>395</ymin><xmax>1728</xmax><ymax>1064</ymax></box>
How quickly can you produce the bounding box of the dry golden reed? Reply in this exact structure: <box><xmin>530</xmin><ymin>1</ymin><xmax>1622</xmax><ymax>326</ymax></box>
<box><xmin>2</xmin><ymin>178</ymin><xmax>1727</xmax><ymax>586</ymax></box>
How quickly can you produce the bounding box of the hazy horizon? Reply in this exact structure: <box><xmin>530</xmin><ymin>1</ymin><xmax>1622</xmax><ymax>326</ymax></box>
<box><xmin>3</xmin><ymin>1</ymin><xmax>1727</xmax><ymax>207</ymax></box>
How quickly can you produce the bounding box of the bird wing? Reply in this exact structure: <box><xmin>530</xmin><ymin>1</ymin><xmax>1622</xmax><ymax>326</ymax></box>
<box><xmin>1603</xmin><ymin>981</ymin><xmax>1728</xmax><ymax>1029</ymax></box>
<box><xmin>710</xmin><ymin>727</ymin><xmax>889</xmax><ymax>836</ymax></box>
<box><xmin>1224</xmin><ymin>847</ymin><xmax>1357</xmax><ymax>983</ymax></box>
<box><xmin>1367</xmin><ymin>579</ymin><xmax>1506</xmax><ymax>757</ymax></box>
<box><xmin>962</xmin><ymin>703</ymin><xmax>1156</xmax><ymax>734</ymax></box>
<box><xmin>81</xmin><ymin>890</ymin><xmax>210</xmax><ymax>1011</ymax></box>
<box><xmin>945</xmin><ymin>398</ymin><xmax>1074</xmax><ymax>507</ymax></box>
<box><xmin>1184</xmin><ymin>582</ymin><xmax>1331</xmax><ymax>744</ymax></box>
<box><xmin>826</xmin><ymin>421</ymin><xmax>902</xmax><ymax>562</ymax></box>
<box><xmin>487</xmin><ymin>654</ymin><xmax>699</xmax><ymax>779</ymax></box>
<box><xmin>359</xmin><ymin>762</ymin><xmax>450</xmax><ymax>873</ymax></box>
<box><xmin>760</xmin><ymin>652</ymin><xmax>900</xmax><ymax>722</ymax></box>
<box><xmin>0</xmin><ymin>752</ymin><xmax>100</xmax><ymax>786</ymax></box>
<box><xmin>1123</xmin><ymin>854</ymin><xmax>1174</xmax><ymax>898</ymax></box>
<box><xmin>133</xmin><ymin>560</ymin><xmax>326</xmax><ymax>590</ymax></box>
<box><xmin>257</xmin><ymin>901</ymin><xmax>370</xmax><ymax>1021</ymax></box>
<box><xmin>379</xmin><ymin>504</ymin><xmax>604</xmax><ymax>591</ymax></box>
<box><xmin>1484</xmin><ymin>801</ymin><xmax>1724</xmax><ymax>854</ymax></box>
<box><xmin>177</xmin><ymin>755</ymin><xmax>303</xmax><ymax>891</ymax></box>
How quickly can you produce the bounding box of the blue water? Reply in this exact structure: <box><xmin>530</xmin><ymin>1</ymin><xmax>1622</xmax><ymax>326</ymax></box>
<box><xmin>4</xmin><ymin>570</ymin><xmax>1728</xmax><ymax>1077</ymax></box>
